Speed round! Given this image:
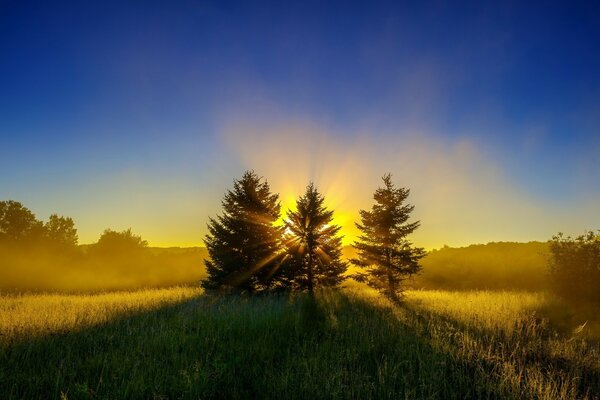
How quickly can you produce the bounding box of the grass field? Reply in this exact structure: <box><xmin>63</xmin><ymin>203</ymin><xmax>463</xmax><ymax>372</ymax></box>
<box><xmin>1</xmin><ymin>287</ymin><xmax>599</xmax><ymax>399</ymax></box>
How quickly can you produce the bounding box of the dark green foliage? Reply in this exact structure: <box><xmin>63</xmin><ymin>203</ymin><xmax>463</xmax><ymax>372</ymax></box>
<box><xmin>279</xmin><ymin>183</ymin><xmax>347</xmax><ymax>292</ymax></box>
<box><xmin>352</xmin><ymin>174</ymin><xmax>425</xmax><ymax>301</ymax></box>
<box><xmin>0</xmin><ymin>201</ymin><xmax>78</xmax><ymax>249</ymax></box>
<box><xmin>0</xmin><ymin>200</ymin><xmax>45</xmax><ymax>245</ymax></box>
<box><xmin>548</xmin><ymin>231</ymin><xmax>600</xmax><ymax>304</ymax></box>
<box><xmin>44</xmin><ymin>214</ymin><xmax>78</xmax><ymax>249</ymax></box>
<box><xmin>203</xmin><ymin>171</ymin><xmax>283</xmax><ymax>294</ymax></box>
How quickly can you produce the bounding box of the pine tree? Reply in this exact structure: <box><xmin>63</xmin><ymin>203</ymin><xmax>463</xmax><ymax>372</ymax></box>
<box><xmin>352</xmin><ymin>174</ymin><xmax>425</xmax><ymax>301</ymax></box>
<box><xmin>279</xmin><ymin>183</ymin><xmax>347</xmax><ymax>292</ymax></box>
<box><xmin>202</xmin><ymin>171</ymin><xmax>283</xmax><ymax>294</ymax></box>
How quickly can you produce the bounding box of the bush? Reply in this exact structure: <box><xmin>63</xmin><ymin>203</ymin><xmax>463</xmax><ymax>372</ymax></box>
<box><xmin>548</xmin><ymin>231</ymin><xmax>600</xmax><ymax>304</ymax></box>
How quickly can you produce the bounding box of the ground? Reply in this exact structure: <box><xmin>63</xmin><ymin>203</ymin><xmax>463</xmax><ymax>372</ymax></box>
<box><xmin>1</xmin><ymin>287</ymin><xmax>599</xmax><ymax>399</ymax></box>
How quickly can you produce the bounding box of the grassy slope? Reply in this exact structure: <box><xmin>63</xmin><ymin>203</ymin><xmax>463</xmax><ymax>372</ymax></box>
<box><xmin>2</xmin><ymin>288</ymin><xmax>599</xmax><ymax>400</ymax></box>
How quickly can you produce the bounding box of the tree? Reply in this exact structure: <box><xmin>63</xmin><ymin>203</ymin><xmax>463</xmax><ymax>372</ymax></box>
<box><xmin>548</xmin><ymin>231</ymin><xmax>600</xmax><ymax>304</ymax></box>
<box><xmin>91</xmin><ymin>228</ymin><xmax>148</xmax><ymax>258</ymax></box>
<box><xmin>44</xmin><ymin>214</ymin><xmax>78</xmax><ymax>248</ymax></box>
<box><xmin>0</xmin><ymin>200</ymin><xmax>45</xmax><ymax>245</ymax></box>
<box><xmin>202</xmin><ymin>171</ymin><xmax>283</xmax><ymax>294</ymax></box>
<box><xmin>351</xmin><ymin>174</ymin><xmax>425</xmax><ymax>301</ymax></box>
<box><xmin>280</xmin><ymin>183</ymin><xmax>347</xmax><ymax>293</ymax></box>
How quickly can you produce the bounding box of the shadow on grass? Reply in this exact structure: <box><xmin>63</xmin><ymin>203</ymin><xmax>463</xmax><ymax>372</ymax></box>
<box><xmin>2</xmin><ymin>291</ymin><xmax>525</xmax><ymax>400</ymax></box>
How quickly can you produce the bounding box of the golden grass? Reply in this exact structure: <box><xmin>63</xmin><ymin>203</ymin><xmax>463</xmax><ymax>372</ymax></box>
<box><xmin>339</xmin><ymin>286</ymin><xmax>599</xmax><ymax>399</ymax></box>
<box><xmin>2</xmin><ymin>287</ymin><xmax>598</xmax><ymax>399</ymax></box>
<box><xmin>0</xmin><ymin>287</ymin><xmax>201</xmax><ymax>344</ymax></box>
<box><xmin>404</xmin><ymin>289</ymin><xmax>547</xmax><ymax>333</ymax></box>
<box><xmin>401</xmin><ymin>290</ymin><xmax>598</xmax><ymax>399</ymax></box>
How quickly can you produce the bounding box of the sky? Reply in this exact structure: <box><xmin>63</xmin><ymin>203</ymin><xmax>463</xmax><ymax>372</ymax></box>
<box><xmin>1</xmin><ymin>0</ymin><xmax>599</xmax><ymax>249</ymax></box>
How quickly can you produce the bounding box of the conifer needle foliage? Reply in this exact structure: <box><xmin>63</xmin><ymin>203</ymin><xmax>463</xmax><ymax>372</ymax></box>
<box><xmin>352</xmin><ymin>174</ymin><xmax>425</xmax><ymax>301</ymax></box>
<box><xmin>279</xmin><ymin>183</ymin><xmax>347</xmax><ymax>292</ymax></box>
<box><xmin>203</xmin><ymin>171</ymin><xmax>283</xmax><ymax>294</ymax></box>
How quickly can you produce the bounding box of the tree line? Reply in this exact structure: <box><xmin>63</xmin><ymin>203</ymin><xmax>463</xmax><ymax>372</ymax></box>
<box><xmin>202</xmin><ymin>171</ymin><xmax>425</xmax><ymax>301</ymax></box>
<box><xmin>0</xmin><ymin>199</ymin><xmax>149</xmax><ymax>255</ymax></box>
<box><xmin>0</xmin><ymin>201</ymin><xmax>208</xmax><ymax>292</ymax></box>
<box><xmin>0</xmin><ymin>200</ymin><xmax>78</xmax><ymax>250</ymax></box>
<box><xmin>3</xmin><ymin>176</ymin><xmax>599</xmax><ymax>305</ymax></box>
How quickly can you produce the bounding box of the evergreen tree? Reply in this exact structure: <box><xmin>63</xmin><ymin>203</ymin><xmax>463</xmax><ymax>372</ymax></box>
<box><xmin>352</xmin><ymin>174</ymin><xmax>425</xmax><ymax>301</ymax></box>
<box><xmin>280</xmin><ymin>183</ymin><xmax>347</xmax><ymax>292</ymax></box>
<box><xmin>203</xmin><ymin>171</ymin><xmax>283</xmax><ymax>294</ymax></box>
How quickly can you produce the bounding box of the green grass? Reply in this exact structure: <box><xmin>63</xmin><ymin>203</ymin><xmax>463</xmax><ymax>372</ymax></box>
<box><xmin>1</xmin><ymin>288</ymin><xmax>599</xmax><ymax>399</ymax></box>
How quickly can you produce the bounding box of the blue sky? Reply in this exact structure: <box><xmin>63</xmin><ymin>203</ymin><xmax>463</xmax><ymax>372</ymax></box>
<box><xmin>1</xmin><ymin>0</ymin><xmax>599</xmax><ymax>247</ymax></box>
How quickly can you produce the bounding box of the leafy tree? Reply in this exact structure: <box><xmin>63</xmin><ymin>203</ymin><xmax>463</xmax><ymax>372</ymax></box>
<box><xmin>202</xmin><ymin>171</ymin><xmax>283</xmax><ymax>294</ymax></box>
<box><xmin>351</xmin><ymin>174</ymin><xmax>425</xmax><ymax>301</ymax></box>
<box><xmin>280</xmin><ymin>183</ymin><xmax>347</xmax><ymax>293</ymax></box>
<box><xmin>0</xmin><ymin>200</ymin><xmax>45</xmax><ymax>245</ymax></box>
<box><xmin>548</xmin><ymin>231</ymin><xmax>600</xmax><ymax>304</ymax></box>
<box><xmin>91</xmin><ymin>228</ymin><xmax>148</xmax><ymax>258</ymax></box>
<box><xmin>44</xmin><ymin>214</ymin><xmax>78</xmax><ymax>248</ymax></box>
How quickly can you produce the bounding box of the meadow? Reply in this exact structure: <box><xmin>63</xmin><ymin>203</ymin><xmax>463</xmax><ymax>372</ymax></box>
<box><xmin>2</xmin><ymin>287</ymin><xmax>598</xmax><ymax>399</ymax></box>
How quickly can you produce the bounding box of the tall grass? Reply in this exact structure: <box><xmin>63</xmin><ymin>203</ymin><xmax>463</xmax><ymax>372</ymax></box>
<box><xmin>398</xmin><ymin>290</ymin><xmax>600</xmax><ymax>399</ymax></box>
<box><xmin>1</xmin><ymin>287</ymin><xmax>598</xmax><ymax>399</ymax></box>
<box><xmin>0</xmin><ymin>287</ymin><xmax>200</xmax><ymax>344</ymax></box>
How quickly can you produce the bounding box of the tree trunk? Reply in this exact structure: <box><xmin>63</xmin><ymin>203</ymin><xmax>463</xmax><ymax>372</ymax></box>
<box><xmin>386</xmin><ymin>248</ymin><xmax>396</xmax><ymax>301</ymax></box>
<box><xmin>307</xmin><ymin>250</ymin><xmax>314</xmax><ymax>294</ymax></box>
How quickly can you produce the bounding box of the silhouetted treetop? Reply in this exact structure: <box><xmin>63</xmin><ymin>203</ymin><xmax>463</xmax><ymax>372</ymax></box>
<box><xmin>279</xmin><ymin>183</ymin><xmax>347</xmax><ymax>292</ymax></box>
<box><xmin>203</xmin><ymin>171</ymin><xmax>283</xmax><ymax>294</ymax></box>
<box><xmin>91</xmin><ymin>228</ymin><xmax>148</xmax><ymax>258</ymax></box>
<box><xmin>0</xmin><ymin>200</ymin><xmax>45</xmax><ymax>244</ymax></box>
<box><xmin>548</xmin><ymin>231</ymin><xmax>600</xmax><ymax>304</ymax></box>
<box><xmin>45</xmin><ymin>214</ymin><xmax>78</xmax><ymax>247</ymax></box>
<box><xmin>352</xmin><ymin>174</ymin><xmax>425</xmax><ymax>301</ymax></box>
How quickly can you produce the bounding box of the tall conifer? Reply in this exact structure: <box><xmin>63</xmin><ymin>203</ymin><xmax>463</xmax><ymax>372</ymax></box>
<box><xmin>203</xmin><ymin>171</ymin><xmax>283</xmax><ymax>294</ymax></box>
<box><xmin>280</xmin><ymin>183</ymin><xmax>347</xmax><ymax>292</ymax></box>
<box><xmin>352</xmin><ymin>174</ymin><xmax>425</xmax><ymax>301</ymax></box>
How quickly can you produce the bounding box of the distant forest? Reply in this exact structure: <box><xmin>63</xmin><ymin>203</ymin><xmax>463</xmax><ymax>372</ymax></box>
<box><xmin>2</xmin><ymin>170</ymin><xmax>599</xmax><ymax>305</ymax></box>
<box><xmin>413</xmin><ymin>242</ymin><xmax>549</xmax><ymax>291</ymax></box>
<box><xmin>0</xmin><ymin>233</ymin><xmax>551</xmax><ymax>294</ymax></box>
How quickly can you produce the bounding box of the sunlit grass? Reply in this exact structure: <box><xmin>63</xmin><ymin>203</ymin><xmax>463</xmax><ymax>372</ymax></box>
<box><xmin>396</xmin><ymin>290</ymin><xmax>600</xmax><ymax>400</ymax></box>
<box><xmin>1</xmin><ymin>287</ymin><xmax>598</xmax><ymax>399</ymax></box>
<box><xmin>0</xmin><ymin>287</ymin><xmax>201</xmax><ymax>344</ymax></box>
<box><xmin>404</xmin><ymin>289</ymin><xmax>547</xmax><ymax>332</ymax></box>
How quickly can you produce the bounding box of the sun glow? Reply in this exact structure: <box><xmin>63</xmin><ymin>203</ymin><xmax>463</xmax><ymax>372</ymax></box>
<box><xmin>276</xmin><ymin>191</ymin><xmax>357</xmax><ymax>245</ymax></box>
<box><xmin>220</xmin><ymin>119</ymin><xmax>592</xmax><ymax>250</ymax></box>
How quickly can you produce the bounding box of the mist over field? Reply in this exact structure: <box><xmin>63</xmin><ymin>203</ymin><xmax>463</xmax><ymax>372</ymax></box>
<box><xmin>0</xmin><ymin>244</ymin><xmax>207</xmax><ymax>293</ymax></box>
<box><xmin>0</xmin><ymin>240</ymin><xmax>548</xmax><ymax>294</ymax></box>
